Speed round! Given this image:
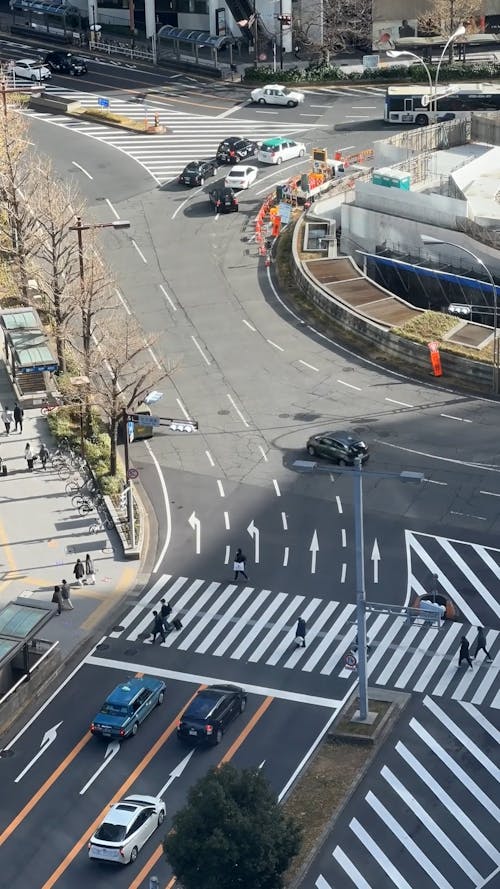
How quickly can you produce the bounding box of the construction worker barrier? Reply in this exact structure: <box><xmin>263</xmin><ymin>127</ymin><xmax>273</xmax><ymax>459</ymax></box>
<box><xmin>428</xmin><ymin>341</ymin><xmax>443</xmax><ymax>377</ymax></box>
<box><xmin>272</xmin><ymin>216</ymin><xmax>282</xmax><ymax>237</ymax></box>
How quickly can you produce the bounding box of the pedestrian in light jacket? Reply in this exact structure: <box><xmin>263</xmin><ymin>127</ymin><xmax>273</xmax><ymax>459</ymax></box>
<box><xmin>60</xmin><ymin>578</ymin><xmax>73</xmax><ymax>610</ymax></box>
<box><xmin>2</xmin><ymin>406</ymin><xmax>13</xmax><ymax>435</ymax></box>
<box><xmin>24</xmin><ymin>443</ymin><xmax>34</xmax><ymax>471</ymax></box>
<box><xmin>73</xmin><ymin>558</ymin><xmax>85</xmax><ymax>587</ymax></box>
<box><xmin>85</xmin><ymin>554</ymin><xmax>96</xmax><ymax>585</ymax></box>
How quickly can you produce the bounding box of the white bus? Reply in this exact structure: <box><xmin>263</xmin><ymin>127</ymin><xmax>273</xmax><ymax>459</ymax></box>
<box><xmin>384</xmin><ymin>82</ymin><xmax>500</xmax><ymax>125</ymax></box>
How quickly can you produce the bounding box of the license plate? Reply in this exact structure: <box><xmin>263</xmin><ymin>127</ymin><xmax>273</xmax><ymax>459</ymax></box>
<box><xmin>189</xmin><ymin>728</ymin><xmax>198</xmax><ymax>736</ymax></box>
<box><xmin>91</xmin><ymin>846</ymin><xmax>119</xmax><ymax>861</ymax></box>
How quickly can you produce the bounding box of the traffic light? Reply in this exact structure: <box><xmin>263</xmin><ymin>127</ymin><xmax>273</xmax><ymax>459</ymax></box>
<box><xmin>277</xmin><ymin>14</ymin><xmax>291</xmax><ymax>24</ymax></box>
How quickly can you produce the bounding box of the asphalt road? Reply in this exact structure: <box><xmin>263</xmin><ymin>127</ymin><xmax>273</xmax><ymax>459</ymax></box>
<box><xmin>3</xmin><ymin>53</ymin><xmax>500</xmax><ymax>889</ymax></box>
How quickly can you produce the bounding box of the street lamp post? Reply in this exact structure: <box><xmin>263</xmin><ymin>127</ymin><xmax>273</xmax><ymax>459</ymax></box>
<box><xmin>387</xmin><ymin>25</ymin><xmax>466</xmax><ymax>115</ymax></box>
<box><xmin>421</xmin><ymin>234</ymin><xmax>499</xmax><ymax>393</ymax></box>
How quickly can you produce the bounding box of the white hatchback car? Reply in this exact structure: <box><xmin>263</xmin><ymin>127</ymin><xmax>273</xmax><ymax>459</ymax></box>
<box><xmin>257</xmin><ymin>137</ymin><xmax>306</xmax><ymax>165</ymax></box>
<box><xmin>250</xmin><ymin>84</ymin><xmax>305</xmax><ymax>107</ymax></box>
<box><xmin>12</xmin><ymin>58</ymin><xmax>51</xmax><ymax>81</ymax></box>
<box><xmin>224</xmin><ymin>164</ymin><xmax>258</xmax><ymax>189</ymax></box>
<box><xmin>88</xmin><ymin>795</ymin><xmax>166</xmax><ymax>865</ymax></box>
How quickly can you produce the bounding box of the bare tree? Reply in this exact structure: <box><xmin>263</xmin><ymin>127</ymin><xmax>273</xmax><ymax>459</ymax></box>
<box><xmin>294</xmin><ymin>0</ymin><xmax>372</xmax><ymax>58</ymax></box>
<box><xmin>92</xmin><ymin>312</ymin><xmax>169</xmax><ymax>475</ymax></box>
<box><xmin>31</xmin><ymin>158</ymin><xmax>84</xmax><ymax>371</ymax></box>
<box><xmin>418</xmin><ymin>0</ymin><xmax>484</xmax><ymax>50</ymax></box>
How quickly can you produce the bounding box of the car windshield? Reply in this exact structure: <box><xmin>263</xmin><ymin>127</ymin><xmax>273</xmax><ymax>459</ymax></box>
<box><xmin>95</xmin><ymin>822</ymin><xmax>127</xmax><ymax>842</ymax></box>
<box><xmin>185</xmin><ymin>166</ymin><xmax>198</xmax><ymax>173</ymax></box>
<box><xmin>100</xmin><ymin>702</ymin><xmax>129</xmax><ymax>716</ymax></box>
<box><xmin>187</xmin><ymin>692</ymin><xmax>221</xmax><ymax>718</ymax></box>
<box><xmin>227</xmin><ymin>171</ymin><xmax>241</xmax><ymax>177</ymax></box>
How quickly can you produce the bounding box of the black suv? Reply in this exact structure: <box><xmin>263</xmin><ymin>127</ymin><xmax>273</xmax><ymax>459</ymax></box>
<box><xmin>178</xmin><ymin>160</ymin><xmax>217</xmax><ymax>187</ymax></box>
<box><xmin>44</xmin><ymin>51</ymin><xmax>88</xmax><ymax>76</ymax></box>
<box><xmin>306</xmin><ymin>430</ymin><xmax>369</xmax><ymax>465</ymax></box>
<box><xmin>177</xmin><ymin>684</ymin><xmax>247</xmax><ymax>745</ymax></box>
<box><xmin>216</xmin><ymin>137</ymin><xmax>258</xmax><ymax>165</ymax></box>
<box><xmin>209</xmin><ymin>187</ymin><xmax>238</xmax><ymax>213</ymax></box>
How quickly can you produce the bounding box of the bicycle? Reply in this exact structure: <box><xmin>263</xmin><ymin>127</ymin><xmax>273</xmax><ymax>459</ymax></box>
<box><xmin>40</xmin><ymin>395</ymin><xmax>65</xmax><ymax>416</ymax></box>
<box><xmin>89</xmin><ymin>516</ymin><xmax>114</xmax><ymax>533</ymax></box>
<box><xmin>66</xmin><ymin>477</ymin><xmax>97</xmax><ymax>497</ymax></box>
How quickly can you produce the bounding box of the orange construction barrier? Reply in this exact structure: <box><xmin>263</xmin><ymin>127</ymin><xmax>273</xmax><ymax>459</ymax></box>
<box><xmin>272</xmin><ymin>216</ymin><xmax>282</xmax><ymax>237</ymax></box>
<box><xmin>428</xmin><ymin>341</ymin><xmax>443</xmax><ymax>377</ymax></box>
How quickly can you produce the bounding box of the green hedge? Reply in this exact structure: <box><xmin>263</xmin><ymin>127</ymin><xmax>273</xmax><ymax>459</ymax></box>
<box><xmin>243</xmin><ymin>61</ymin><xmax>500</xmax><ymax>84</ymax></box>
<box><xmin>46</xmin><ymin>409</ymin><xmax>124</xmax><ymax>495</ymax></box>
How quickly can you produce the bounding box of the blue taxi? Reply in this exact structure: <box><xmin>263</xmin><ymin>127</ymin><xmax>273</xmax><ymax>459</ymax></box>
<box><xmin>91</xmin><ymin>676</ymin><xmax>166</xmax><ymax>739</ymax></box>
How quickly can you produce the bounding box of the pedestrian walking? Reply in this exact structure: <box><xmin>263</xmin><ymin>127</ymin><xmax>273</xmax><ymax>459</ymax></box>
<box><xmin>2</xmin><ymin>406</ymin><xmax>13</xmax><ymax>435</ymax></box>
<box><xmin>295</xmin><ymin>617</ymin><xmax>306</xmax><ymax>647</ymax></box>
<box><xmin>160</xmin><ymin>597</ymin><xmax>172</xmax><ymax>629</ymax></box>
<box><xmin>13</xmin><ymin>402</ymin><xmax>23</xmax><ymax>433</ymax></box>
<box><xmin>39</xmin><ymin>443</ymin><xmax>49</xmax><ymax>470</ymax></box>
<box><xmin>473</xmin><ymin>627</ymin><xmax>492</xmax><ymax>662</ymax></box>
<box><xmin>73</xmin><ymin>557</ymin><xmax>85</xmax><ymax>587</ymax></box>
<box><xmin>24</xmin><ymin>443</ymin><xmax>34</xmax><ymax>471</ymax></box>
<box><xmin>52</xmin><ymin>584</ymin><xmax>63</xmax><ymax>615</ymax></box>
<box><xmin>233</xmin><ymin>548</ymin><xmax>248</xmax><ymax>582</ymax></box>
<box><xmin>458</xmin><ymin>635</ymin><xmax>473</xmax><ymax>669</ymax></box>
<box><xmin>60</xmin><ymin>578</ymin><xmax>73</xmax><ymax>610</ymax></box>
<box><xmin>151</xmin><ymin>610</ymin><xmax>166</xmax><ymax>644</ymax></box>
<box><xmin>85</xmin><ymin>553</ymin><xmax>96</xmax><ymax>585</ymax></box>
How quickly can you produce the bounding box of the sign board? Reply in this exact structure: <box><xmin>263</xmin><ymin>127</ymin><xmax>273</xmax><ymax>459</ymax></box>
<box><xmin>129</xmin><ymin>413</ymin><xmax>160</xmax><ymax>427</ymax></box>
<box><xmin>127</xmin><ymin>467</ymin><xmax>139</xmax><ymax>480</ymax></box>
<box><xmin>278</xmin><ymin>202</ymin><xmax>292</xmax><ymax>223</ymax></box>
<box><xmin>144</xmin><ymin>390</ymin><xmax>163</xmax><ymax>404</ymax></box>
<box><xmin>127</xmin><ymin>420</ymin><xmax>134</xmax><ymax>443</ymax></box>
<box><xmin>344</xmin><ymin>650</ymin><xmax>358</xmax><ymax>670</ymax></box>
<box><xmin>21</xmin><ymin>363</ymin><xmax>59</xmax><ymax>374</ymax></box>
<box><xmin>312</xmin><ymin>147</ymin><xmax>327</xmax><ymax>163</ymax></box>
<box><xmin>363</xmin><ymin>54</ymin><xmax>380</xmax><ymax>69</ymax></box>
<box><xmin>98</xmin><ymin>97</ymin><xmax>109</xmax><ymax>109</ymax></box>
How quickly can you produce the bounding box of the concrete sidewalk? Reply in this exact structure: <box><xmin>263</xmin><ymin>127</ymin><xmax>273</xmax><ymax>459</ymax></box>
<box><xmin>0</xmin><ymin>358</ymin><xmax>142</xmax><ymax>661</ymax></box>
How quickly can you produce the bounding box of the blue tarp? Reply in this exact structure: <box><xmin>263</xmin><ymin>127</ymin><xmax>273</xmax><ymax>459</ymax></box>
<box><xmin>363</xmin><ymin>252</ymin><xmax>497</xmax><ymax>296</ymax></box>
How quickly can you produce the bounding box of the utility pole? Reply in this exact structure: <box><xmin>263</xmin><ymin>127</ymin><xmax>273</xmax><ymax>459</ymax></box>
<box><xmin>279</xmin><ymin>0</ymin><xmax>284</xmax><ymax>70</ymax></box>
<box><xmin>122</xmin><ymin>408</ymin><xmax>136</xmax><ymax>549</ymax></box>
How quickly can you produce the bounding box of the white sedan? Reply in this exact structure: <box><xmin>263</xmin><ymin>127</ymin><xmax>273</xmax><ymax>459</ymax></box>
<box><xmin>224</xmin><ymin>165</ymin><xmax>258</xmax><ymax>189</ymax></box>
<box><xmin>12</xmin><ymin>59</ymin><xmax>51</xmax><ymax>81</ymax></box>
<box><xmin>250</xmin><ymin>84</ymin><xmax>305</xmax><ymax>107</ymax></box>
<box><xmin>88</xmin><ymin>795</ymin><xmax>166</xmax><ymax>865</ymax></box>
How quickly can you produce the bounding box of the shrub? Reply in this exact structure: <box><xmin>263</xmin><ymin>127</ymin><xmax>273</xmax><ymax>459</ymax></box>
<box><xmin>242</xmin><ymin>60</ymin><xmax>500</xmax><ymax>85</ymax></box>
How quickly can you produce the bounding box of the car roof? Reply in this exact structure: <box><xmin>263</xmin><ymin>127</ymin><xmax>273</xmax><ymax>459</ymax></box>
<box><xmin>260</xmin><ymin>137</ymin><xmax>289</xmax><ymax>148</ymax></box>
<box><xmin>17</xmin><ymin>59</ymin><xmax>40</xmax><ymax>64</ymax></box>
<box><xmin>106</xmin><ymin>801</ymin><xmax>142</xmax><ymax>826</ymax></box>
<box><xmin>105</xmin><ymin>677</ymin><xmax>159</xmax><ymax>705</ymax></box>
<box><xmin>228</xmin><ymin>164</ymin><xmax>256</xmax><ymax>172</ymax></box>
<box><xmin>184</xmin><ymin>684</ymin><xmax>242</xmax><ymax>717</ymax></box>
<box><xmin>262</xmin><ymin>84</ymin><xmax>286</xmax><ymax>90</ymax></box>
<box><xmin>319</xmin><ymin>430</ymin><xmax>362</xmax><ymax>444</ymax></box>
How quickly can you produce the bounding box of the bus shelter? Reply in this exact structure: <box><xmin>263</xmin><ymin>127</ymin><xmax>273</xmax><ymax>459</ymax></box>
<box><xmin>158</xmin><ymin>25</ymin><xmax>237</xmax><ymax>69</ymax></box>
<box><xmin>0</xmin><ymin>601</ymin><xmax>53</xmax><ymax>698</ymax></box>
<box><xmin>10</xmin><ymin>0</ymin><xmax>83</xmax><ymax>44</ymax></box>
<box><xmin>394</xmin><ymin>33</ymin><xmax>500</xmax><ymax>61</ymax></box>
<box><xmin>0</xmin><ymin>307</ymin><xmax>58</xmax><ymax>398</ymax></box>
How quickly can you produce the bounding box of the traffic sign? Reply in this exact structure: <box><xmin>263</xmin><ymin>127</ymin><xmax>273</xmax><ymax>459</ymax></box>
<box><xmin>127</xmin><ymin>467</ymin><xmax>139</xmax><ymax>480</ymax></box>
<box><xmin>129</xmin><ymin>414</ymin><xmax>160</xmax><ymax>427</ymax></box>
<box><xmin>170</xmin><ymin>422</ymin><xmax>195</xmax><ymax>433</ymax></box>
<box><xmin>98</xmin><ymin>97</ymin><xmax>109</xmax><ymax>109</ymax></box>
<box><xmin>344</xmin><ymin>650</ymin><xmax>358</xmax><ymax>670</ymax></box>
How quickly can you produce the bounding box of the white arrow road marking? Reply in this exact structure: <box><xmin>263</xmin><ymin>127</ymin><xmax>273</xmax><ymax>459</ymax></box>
<box><xmin>188</xmin><ymin>510</ymin><xmax>201</xmax><ymax>554</ymax></box>
<box><xmin>258</xmin><ymin>760</ymin><xmax>266</xmax><ymax>770</ymax></box>
<box><xmin>79</xmin><ymin>741</ymin><xmax>120</xmax><ymax>795</ymax></box>
<box><xmin>247</xmin><ymin>519</ymin><xmax>260</xmax><ymax>564</ymax></box>
<box><xmin>309</xmin><ymin>530</ymin><xmax>319</xmax><ymax>574</ymax></box>
<box><xmin>157</xmin><ymin>749</ymin><xmax>195</xmax><ymax>798</ymax></box>
<box><xmin>15</xmin><ymin>722</ymin><xmax>63</xmax><ymax>783</ymax></box>
<box><xmin>224</xmin><ymin>544</ymin><xmax>231</xmax><ymax>564</ymax></box>
<box><xmin>371</xmin><ymin>538</ymin><xmax>380</xmax><ymax>583</ymax></box>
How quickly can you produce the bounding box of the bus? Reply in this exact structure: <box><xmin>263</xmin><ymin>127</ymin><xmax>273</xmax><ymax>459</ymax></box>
<box><xmin>384</xmin><ymin>82</ymin><xmax>500</xmax><ymax>125</ymax></box>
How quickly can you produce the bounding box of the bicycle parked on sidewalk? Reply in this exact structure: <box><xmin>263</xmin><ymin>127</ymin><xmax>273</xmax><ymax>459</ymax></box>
<box><xmin>40</xmin><ymin>395</ymin><xmax>65</xmax><ymax>416</ymax></box>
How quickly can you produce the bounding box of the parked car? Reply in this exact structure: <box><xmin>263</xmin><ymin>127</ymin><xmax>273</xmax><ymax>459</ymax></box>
<box><xmin>250</xmin><ymin>84</ymin><xmax>305</xmax><ymax>107</ymax></box>
<box><xmin>90</xmin><ymin>676</ymin><xmax>166</xmax><ymax>739</ymax></box>
<box><xmin>209</xmin><ymin>187</ymin><xmax>239</xmax><ymax>213</ymax></box>
<box><xmin>216</xmin><ymin>136</ymin><xmax>258</xmax><ymax>164</ymax></box>
<box><xmin>178</xmin><ymin>160</ymin><xmax>216</xmax><ymax>187</ymax></box>
<box><xmin>12</xmin><ymin>59</ymin><xmax>51</xmax><ymax>81</ymax></box>
<box><xmin>177</xmin><ymin>684</ymin><xmax>247</xmax><ymax>745</ymax></box>
<box><xmin>44</xmin><ymin>51</ymin><xmax>88</xmax><ymax>75</ymax></box>
<box><xmin>306</xmin><ymin>431</ymin><xmax>369</xmax><ymax>465</ymax></box>
<box><xmin>88</xmin><ymin>795</ymin><xmax>166</xmax><ymax>864</ymax></box>
<box><xmin>224</xmin><ymin>165</ymin><xmax>258</xmax><ymax>190</ymax></box>
<box><xmin>257</xmin><ymin>137</ymin><xmax>306</xmax><ymax>165</ymax></box>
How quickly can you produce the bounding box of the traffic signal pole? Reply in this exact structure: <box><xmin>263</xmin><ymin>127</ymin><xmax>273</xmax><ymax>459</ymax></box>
<box><xmin>122</xmin><ymin>407</ymin><xmax>136</xmax><ymax>549</ymax></box>
<box><xmin>279</xmin><ymin>0</ymin><xmax>284</xmax><ymax>70</ymax></box>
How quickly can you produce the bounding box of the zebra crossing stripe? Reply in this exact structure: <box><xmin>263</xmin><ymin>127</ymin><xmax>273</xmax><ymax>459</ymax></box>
<box><xmin>315</xmin><ymin>875</ymin><xmax>335</xmax><ymax>889</ymax></box>
<box><xmin>380</xmin><ymin>766</ymin><xmax>482</xmax><ymax>884</ymax></box>
<box><xmin>393</xmin><ymin>625</ymin><xmax>442</xmax><ymax>689</ymax></box>
<box><xmin>266</xmin><ymin>597</ymin><xmax>321</xmax><ymax>666</ymax></box>
<box><xmin>436</xmin><ymin>538</ymin><xmax>500</xmax><ymax>618</ymax></box>
<box><xmin>283</xmin><ymin>600</ymin><xmax>338</xmax><ymax>669</ymax></box>
<box><xmin>395</xmin><ymin>741</ymin><xmax>500</xmax><ymax>865</ymax></box>
<box><xmin>126</xmin><ymin>577</ymin><xmax>200</xmax><ymax>641</ymax></box>
<box><xmin>337</xmin><ymin>612</ymin><xmax>391</xmax><ymax>679</ymax></box>
<box><xmin>331</xmin><ymin>848</ymin><xmax>373</xmax><ymax>888</ymax></box>
<box><xmin>460</xmin><ymin>702</ymin><xmax>500</xmax><ymax>744</ymax></box>
<box><xmin>408</xmin><ymin>535</ymin><xmax>478</xmax><ymax>625</ymax></box>
<box><xmin>374</xmin><ymin>624</ymin><xmax>422</xmax><ymax>685</ymax></box>
<box><xmin>410</xmin><ymin>718</ymin><xmax>500</xmax><ymax>820</ymax></box>
<box><xmin>231</xmin><ymin>593</ymin><xmax>288</xmax><ymax>660</ymax></box>
<box><xmin>249</xmin><ymin>594</ymin><xmax>305</xmax><ymax>663</ymax></box>
<box><xmin>350</xmin><ymin>817</ymin><xmax>413</xmax><ymax>889</ymax></box>
<box><xmin>194</xmin><ymin>585</ymin><xmax>253</xmax><ymax>655</ymax></box>
<box><xmin>430</xmin><ymin>626</ymin><xmax>476</xmax><ymax>697</ymax></box>
<box><xmin>423</xmin><ymin>696</ymin><xmax>500</xmax><ymax>781</ymax></box>
<box><xmin>412</xmin><ymin>622</ymin><xmax>462</xmax><ymax>692</ymax></box>
<box><xmin>110</xmin><ymin>573</ymin><xmax>172</xmax><ymax>638</ymax></box>
<box><xmin>178</xmin><ymin>584</ymin><xmax>238</xmax><ymax>651</ymax></box>
<box><xmin>366</xmin><ymin>791</ymin><xmax>455</xmax><ymax>889</ymax></box>
<box><xmin>475</xmin><ymin>544</ymin><xmax>500</xmax><ymax>581</ymax></box>
<box><xmin>164</xmin><ymin>581</ymin><xmax>220</xmax><ymax>648</ymax></box>
<box><xmin>212</xmin><ymin>589</ymin><xmax>271</xmax><ymax>656</ymax></box>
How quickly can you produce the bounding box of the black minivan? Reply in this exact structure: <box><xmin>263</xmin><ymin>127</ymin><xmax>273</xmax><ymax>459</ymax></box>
<box><xmin>44</xmin><ymin>51</ymin><xmax>88</xmax><ymax>75</ymax></box>
<box><xmin>209</xmin><ymin>187</ymin><xmax>238</xmax><ymax>213</ymax></box>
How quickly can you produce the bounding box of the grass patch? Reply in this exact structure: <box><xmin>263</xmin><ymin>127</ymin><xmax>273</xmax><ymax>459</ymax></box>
<box><xmin>395</xmin><ymin>309</ymin><xmax>494</xmax><ymax>363</ymax></box>
<box><xmin>335</xmin><ymin>698</ymin><xmax>390</xmax><ymax>736</ymax></box>
<box><xmin>70</xmin><ymin>107</ymin><xmax>155</xmax><ymax>132</ymax></box>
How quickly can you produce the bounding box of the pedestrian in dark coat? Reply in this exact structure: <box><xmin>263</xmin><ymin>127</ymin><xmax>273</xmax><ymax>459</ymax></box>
<box><xmin>160</xmin><ymin>598</ymin><xmax>172</xmax><ymax>629</ymax></box>
<box><xmin>458</xmin><ymin>635</ymin><xmax>473</xmax><ymax>669</ymax></box>
<box><xmin>73</xmin><ymin>558</ymin><xmax>85</xmax><ymax>587</ymax></box>
<box><xmin>473</xmin><ymin>627</ymin><xmax>492</xmax><ymax>662</ymax></box>
<box><xmin>13</xmin><ymin>402</ymin><xmax>23</xmax><ymax>433</ymax></box>
<box><xmin>39</xmin><ymin>443</ymin><xmax>49</xmax><ymax>470</ymax></box>
<box><xmin>233</xmin><ymin>548</ymin><xmax>248</xmax><ymax>581</ymax></box>
<box><xmin>151</xmin><ymin>610</ymin><xmax>166</xmax><ymax>644</ymax></box>
<box><xmin>52</xmin><ymin>585</ymin><xmax>63</xmax><ymax>615</ymax></box>
<box><xmin>60</xmin><ymin>578</ymin><xmax>73</xmax><ymax>610</ymax></box>
<box><xmin>85</xmin><ymin>554</ymin><xmax>96</xmax><ymax>585</ymax></box>
<box><xmin>295</xmin><ymin>617</ymin><xmax>306</xmax><ymax>647</ymax></box>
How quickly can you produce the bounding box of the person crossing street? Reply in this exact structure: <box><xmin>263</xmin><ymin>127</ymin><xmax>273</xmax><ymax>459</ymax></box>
<box><xmin>473</xmin><ymin>627</ymin><xmax>492</xmax><ymax>662</ymax></box>
<box><xmin>458</xmin><ymin>635</ymin><xmax>473</xmax><ymax>669</ymax></box>
<box><xmin>233</xmin><ymin>548</ymin><xmax>248</xmax><ymax>582</ymax></box>
<box><xmin>151</xmin><ymin>610</ymin><xmax>166</xmax><ymax>644</ymax></box>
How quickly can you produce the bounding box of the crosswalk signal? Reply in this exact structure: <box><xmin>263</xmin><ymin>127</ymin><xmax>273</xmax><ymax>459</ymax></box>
<box><xmin>277</xmin><ymin>14</ymin><xmax>291</xmax><ymax>24</ymax></box>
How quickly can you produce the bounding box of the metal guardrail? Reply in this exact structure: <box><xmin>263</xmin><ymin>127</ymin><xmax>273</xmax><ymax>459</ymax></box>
<box><xmin>92</xmin><ymin>40</ymin><xmax>154</xmax><ymax>62</ymax></box>
<box><xmin>366</xmin><ymin>600</ymin><xmax>443</xmax><ymax>627</ymax></box>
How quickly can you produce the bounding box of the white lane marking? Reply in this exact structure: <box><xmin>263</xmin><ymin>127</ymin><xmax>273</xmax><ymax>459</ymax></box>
<box><xmin>299</xmin><ymin>359</ymin><xmax>319</xmax><ymax>371</ymax></box>
<box><xmin>227</xmin><ymin>393</ymin><xmax>249</xmax><ymax>427</ymax></box>
<box><xmin>267</xmin><ymin>338</ymin><xmax>284</xmax><ymax>352</ymax></box>
<box><xmin>148</xmin><ymin>442</ymin><xmax>172</xmax><ymax>574</ymax></box>
<box><xmin>440</xmin><ymin>413</ymin><xmax>472</xmax><ymax>423</ymax></box>
<box><xmin>254</xmin><ymin>109</ymin><xmax>278</xmax><ymax>114</ymax></box>
<box><xmin>436</xmin><ymin>539</ymin><xmax>500</xmax><ymax>617</ymax></box>
<box><xmin>115</xmin><ymin>287</ymin><xmax>131</xmax><ymax>315</ymax></box>
<box><xmin>341</xmin><ymin>529</ymin><xmax>346</xmax><ymax>547</ymax></box>
<box><xmin>224</xmin><ymin>511</ymin><xmax>230</xmax><ymax>530</ymax></box>
<box><xmin>110</xmin><ymin>574</ymin><xmax>172</xmax><ymax>637</ymax></box>
<box><xmin>300</xmin><ymin>113</ymin><xmax>319</xmax><ymax>117</ymax></box>
<box><xmin>336</xmin><ymin>495</ymin><xmax>343</xmax><ymax>514</ymax></box>
<box><xmin>148</xmin><ymin>347</ymin><xmax>161</xmax><ymax>369</ymax></box>
<box><xmin>224</xmin><ymin>544</ymin><xmax>230</xmax><ymax>564</ymax></box>
<box><xmin>424</xmin><ymin>479</ymin><xmax>448</xmax><ymax>485</ymax></box>
<box><xmin>385</xmin><ymin>397</ymin><xmax>414</xmax><ymax>407</ymax></box>
<box><xmin>281</xmin><ymin>511</ymin><xmax>288</xmax><ymax>530</ymax></box>
<box><xmin>450</xmin><ymin>511</ymin><xmax>487</xmax><ymax>521</ymax></box>
<box><xmin>160</xmin><ymin>283</ymin><xmax>177</xmax><ymax>311</ymax></box>
<box><xmin>258</xmin><ymin>444</ymin><xmax>268</xmax><ymax>461</ymax></box>
<box><xmin>424</xmin><ymin>696</ymin><xmax>500</xmax><ymax>780</ymax></box>
<box><xmin>191</xmin><ymin>335</ymin><xmax>211</xmax><ymax>365</ymax></box>
<box><xmin>332</xmin><ymin>849</ymin><xmax>371</xmax><ymax>889</ymax></box>
<box><xmin>273</xmin><ymin>479</ymin><xmax>281</xmax><ymax>497</ymax></box>
<box><xmin>217</xmin><ymin>100</ymin><xmax>248</xmax><ymax>119</ymax></box>
<box><xmin>205</xmin><ymin>450</ymin><xmax>215</xmax><ymax>467</ymax></box>
<box><xmin>71</xmin><ymin>161</ymin><xmax>93</xmax><ymax>180</ymax></box>
<box><xmin>350</xmin><ymin>818</ymin><xmax>413</xmax><ymax>889</ymax></box>
<box><xmin>84</xmin><ymin>654</ymin><xmax>342</xmax><ymax>709</ymax></box>
<box><xmin>283</xmin><ymin>546</ymin><xmax>289</xmax><ymax>566</ymax></box>
<box><xmin>176</xmin><ymin>397</ymin><xmax>192</xmax><ymax>421</ymax></box>
<box><xmin>480</xmin><ymin>489</ymin><xmax>500</xmax><ymax>497</ymax></box>
<box><xmin>344</xmin><ymin>115</ymin><xmax>369</xmax><ymax>119</ymax></box>
<box><xmin>242</xmin><ymin>319</ymin><xmax>256</xmax><ymax>331</ymax></box>
<box><xmin>217</xmin><ymin>479</ymin><xmax>225</xmax><ymax>498</ymax></box>
<box><xmin>337</xmin><ymin>379</ymin><xmax>361</xmax><ymax>391</ymax></box>
<box><xmin>131</xmin><ymin>239</ymin><xmax>148</xmax><ymax>263</ymax></box>
<box><xmin>354</xmin><ymin>105</ymin><xmax>376</xmax><ymax>109</ymax></box>
<box><xmin>105</xmin><ymin>198</ymin><xmax>120</xmax><ymax>219</ymax></box>
<box><xmin>379</xmin><ymin>439</ymin><xmax>500</xmax><ymax>473</ymax></box>
<box><xmin>171</xmin><ymin>186</ymin><xmax>203</xmax><ymax>220</ymax></box>
<box><xmin>341</xmin><ymin>563</ymin><xmax>347</xmax><ymax>582</ymax></box>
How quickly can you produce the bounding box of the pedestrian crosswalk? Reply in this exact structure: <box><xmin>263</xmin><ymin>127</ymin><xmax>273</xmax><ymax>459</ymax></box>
<box><xmin>314</xmin><ymin>696</ymin><xmax>500</xmax><ymax>889</ymax></box>
<box><xmin>25</xmin><ymin>86</ymin><xmax>321</xmax><ymax>183</ymax></box>
<box><xmin>303</xmin><ymin>85</ymin><xmax>385</xmax><ymax>97</ymax></box>
<box><xmin>110</xmin><ymin>573</ymin><xmax>500</xmax><ymax>707</ymax></box>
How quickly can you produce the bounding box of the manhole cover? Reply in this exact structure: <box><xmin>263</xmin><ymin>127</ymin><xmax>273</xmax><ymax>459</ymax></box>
<box><xmin>217</xmin><ymin>409</ymin><xmax>230</xmax><ymax>415</ymax></box>
<box><xmin>96</xmin><ymin>642</ymin><xmax>110</xmax><ymax>652</ymax></box>
<box><xmin>124</xmin><ymin>648</ymin><xmax>139</xmax><ymax>657</ymax></box>
<box><xmin>294</xmin><ymin>412</ymin><xmax>321</xmax><ymax>422</ymax></box>
<box><xmin>278</xmin><ymin>413</ymin><xmax>290</xmax><ymax>419</ymax></box>
<box><xmin>112</xmin><ymin>625</ymin><xmax>124</xmax><ymax>633</ymax></box>
<box><xmin>138</xmin><ymin>632</ymin><xmax>150</xmax><ymax>642</ymax></box>
<box><xmin>0</xmin><ymin>749</ymin><xmax>14</xmax><ymax>758</ymax></box>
